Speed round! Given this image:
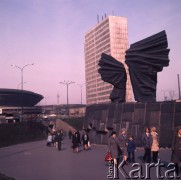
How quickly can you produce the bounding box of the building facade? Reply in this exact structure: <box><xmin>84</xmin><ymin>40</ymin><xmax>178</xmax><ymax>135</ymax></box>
<box><xmin>84</xmin><ymin>15</ymin><xmax>132</xmax><ymax>104</ymax></box>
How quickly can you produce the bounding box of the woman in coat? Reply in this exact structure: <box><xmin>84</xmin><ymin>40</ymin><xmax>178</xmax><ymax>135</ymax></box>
<box><xmin>81</xmin><ymin>132</ymin><xmax>89</xmax><ymax>151</ymax></box>
<box><xmin>142</xmin><ymin>127</ymin><xmax>152</xmax><ymax>163</ymax></box>
<box><xmin>118</xmin><ymin>128</ymin><xmax>128</xmax><ymax>165</ymax></box>
<box><xmin>150</xmin><ymin>127</ymin><xmax>159</xmax><ymax>163</ymax></box>
<box><xmin>171</xmin><ymin>126</ymin><xmax>181</xmax><ymax>176</ymax></box>
<box><xmin>72</xmin><ymin>131</ymin><xmax>80</xmax><ymax>153</ymax></box>
<box><xmin>108</xmin><ymin>131</ymin><xmax>120</xmax><ymax>165</ymax></box>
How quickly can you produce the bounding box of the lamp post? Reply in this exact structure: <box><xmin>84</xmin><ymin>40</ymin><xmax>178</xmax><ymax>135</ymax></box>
<box><xmin>178</xmin><ymin>74</ymin><xmax>181</xmax><ymax>99</ymax></box>
<box><xmin>11</xmin><ymin>63</ymin><xmax>34</xmax><ymax>90</ymax></box>
<box><xmin>77</xmin><ymin>83</ymin><xmax>84</xmax><ymax>104</ymax></box>
<box><xmin>11</xmin><ymin>63</ymin><xmax>34</xmax><ymax>121</ymax></box>
<box><xmin>59</xmin><ymin>80</ymin><xmax>75</xmax><ymax>116</ymax></box>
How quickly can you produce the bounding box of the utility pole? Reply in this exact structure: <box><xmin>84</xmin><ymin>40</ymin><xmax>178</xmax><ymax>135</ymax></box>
<box><xmin>178</xmin><ymin>74</ymin><xmax>181</xmax><ymax>99</ymax></box>
<box><xmin>77</xmin><ymin>84</ymin><xmax>84</xmax><ymax>105</ymax></box>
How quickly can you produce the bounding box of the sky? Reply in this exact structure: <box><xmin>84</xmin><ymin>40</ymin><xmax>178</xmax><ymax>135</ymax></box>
<box><xmin>0</xmin><ymin>0</ymin><xmax>181</xmax><ymax>105</ymax></box>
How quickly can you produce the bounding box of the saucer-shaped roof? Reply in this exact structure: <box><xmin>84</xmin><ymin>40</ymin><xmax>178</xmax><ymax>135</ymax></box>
<box><xmin>0</xmin><ymin>88</ymin><xmax>43</xmax><ymax>107</ymax></box>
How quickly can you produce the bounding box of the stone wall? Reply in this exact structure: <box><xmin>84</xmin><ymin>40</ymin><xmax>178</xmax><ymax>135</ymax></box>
<box><xmin>83</xmin><ymin>102</ymin><xmax>181</xmax><ymax>147</ymax></box>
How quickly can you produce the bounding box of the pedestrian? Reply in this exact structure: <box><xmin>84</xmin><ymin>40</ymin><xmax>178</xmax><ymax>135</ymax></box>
<box><xmin>72</xmin><ymin>131</ymin><xmax>80</xmax><ymax>153</ymax></box>
<box><xmin>68</xmin><ymin>130</ymin><xmax>72</xmax><ymax>139</ymax></box>
<box><xmin>150</xmin><ymin>127</ymin><xmax>159</xmax><ymax>163</ymax></box>
<box><xmin>171</xmin><ymin>126</ymin><xmax>181</xmax><ymax>176</ymax></box>
<box><xmin>142</xmin><ymin>127</ymin><xmax>152</xmax><ymax>163</ymax></box>
<box><xmin>127</xmin><ymin>135</ymin><xmax>136</xmax><ymax>163</ymax></box>
<box><xmin>81</xmin><ymin>131</ymin><xmax>89</xmax><ymax>151</ymax></box>
<box><xmin>118</xmin><ymin>128</ymin><xmax>129</xmax><ymax>165</ymax></box>
<box><xmin>76</xmin><ymin>131</ymin><xmax>81</xmax><ymax>145</ymax></box>
<box><xmin>47</xmin><ymin>133</ymin><xmax>52</xmax><ymax>147</ymax></box>
<box><xmin>55</xmin><ymin>130</ymin><xmax>63</xmax><ymax>151</ymax></box>
<box><xmin>52</xmin><ymin>131</ymin><xmax>57</xmax><ymax>147</ymax></box>
<box><xmin>108</xmin><ymin>131</ymin><xmax>120</xmax><ymax>179</ymax></box>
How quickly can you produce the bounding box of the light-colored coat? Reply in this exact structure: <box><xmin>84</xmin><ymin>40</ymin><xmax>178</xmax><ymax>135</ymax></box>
<box><xmin>171</xmin><ymin>127</ymin><xmax>181</xmax><ymax>163</ymax></box>
<box><xmin>151</xmin><ymin>132</ymin><xmax>159</xmax><ymax>152</ymax></box>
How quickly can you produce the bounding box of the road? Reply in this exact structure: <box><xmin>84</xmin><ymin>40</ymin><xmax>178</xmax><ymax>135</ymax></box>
<box><xmin>0</xmin><ymin>137</ymin><xmax>179</xmax><ymax>180</ymax></box>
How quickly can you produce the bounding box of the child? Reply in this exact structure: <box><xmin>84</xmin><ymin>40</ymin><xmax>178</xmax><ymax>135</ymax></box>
<box><xmin>127</xmin><ymin>135</ymin><xmax>136</xmax><ymax>163</ymax></box>
<box><xmin>55</xmin><ymin>131</ymin><xmax>62</xmax><ymax>151</ymax></box>
<box><xmin>47</xmin><ymin>133</ymin><xmax>52</xmax><ymax>147</ymax></box>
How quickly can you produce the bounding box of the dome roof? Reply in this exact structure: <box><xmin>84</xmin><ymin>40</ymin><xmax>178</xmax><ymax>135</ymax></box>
<box><xmin>0</xmin><ymin>88</ymin><xmax>43</xmax><ymax>107</ymax></box>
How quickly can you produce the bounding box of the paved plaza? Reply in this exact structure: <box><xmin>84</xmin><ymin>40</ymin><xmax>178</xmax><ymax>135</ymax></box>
<box><xmin>0</xmin><ymin>137</ymin><xmax>179</xmax><ymax>180</ymax></box>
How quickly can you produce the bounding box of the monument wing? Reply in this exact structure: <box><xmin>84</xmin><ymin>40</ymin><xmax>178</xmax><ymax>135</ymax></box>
<box><xmin>98</xmin><ymin>53</ymin><xmax>127</xmax><ymax>102</ymax></box>
<box><xmin>125</xmin><ymin>30</ymin><xmax>170</xmax><ymax>102</ymax></box>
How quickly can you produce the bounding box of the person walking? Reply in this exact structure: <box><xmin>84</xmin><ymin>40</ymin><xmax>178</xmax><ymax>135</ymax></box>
<box><xmin>127</xmin><ymin>135</ymin><xmax>136</xmax><ymax>163</ymax></box>
<box><xmin>55</xmin><ymin>130</ymin><xmax>63</xmax><ymax>151</ymax></box>
<box><xmin>81</xmin><ymin>131</ymin><xmax>89</xmax><ymax>151</ymax></box>
<box><xmin>108</xmin><ymin>131</ymin><xmax>120</xmax><ymax>179</ymax></box>
<box><xmin>118</xmin><ymin>128</ymin><xmax>128</xmax><ymax>165</ymax></box>
<box><xmin>150</xmin><ymin>127</ymin><xmax>159</xmax><ymax>163</ymax></box>
<box><xmin>68</xmin><ymin>130</ymin><xmax>72</xmax><ymax>139</ymax></box>
<box><xmin>47</xmin><ymin>133</ymin><xmax>52</xmax><ymax>147</ymax></box>
<box><xmin>171</xmin><ymin>126</ymin><xmax>181</xmax><ymax>176</ymax></box>
<box><xmin>142</xmin><ymin>127</ymin><xmax>152</xmax><ymax>163</ymax></box>
<box><xmin>72</xmin><ymin>131</ymin><xmax>80</xmax><ymax>153</ymax></box>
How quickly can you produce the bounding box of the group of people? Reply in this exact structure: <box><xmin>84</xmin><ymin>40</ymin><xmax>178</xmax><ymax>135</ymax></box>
<box><xmin>108</xmin><ymin>126</ymin><xmax>181</xmax><ymax>174</ymax></box>
<box><xmin>142</xmin><ymin>127</ymin><xmax>159</xmax><ymax>163</ymax></box>
<box><xmin>46</xmin><ymin>129</ymin><xmax>63</xmax><ymax>151</ymax></box>
<box><xmin>71</xmin><ymin>130</ymin><xmax>90</xmax><ymax>153</ymax></box>
<box><xmin>108</xmin><ymin>128</ymin><xmax>134</xmax><ymax>167</ymax></box>
<box><xmin>46</xmin><ymin>128</ymin><xmax>90</xmax><ymax>153</ymax></box>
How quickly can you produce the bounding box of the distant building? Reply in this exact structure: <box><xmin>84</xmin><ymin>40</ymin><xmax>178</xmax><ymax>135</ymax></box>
<box><xmin>84</xmin><ymin>15</ymin><xmax>132</xmax><ymax>104</ymax></box>
<box><xmin>69</xmin><ymin>107</ymin><xmax>86</xmax><ymax>117</ymax></box>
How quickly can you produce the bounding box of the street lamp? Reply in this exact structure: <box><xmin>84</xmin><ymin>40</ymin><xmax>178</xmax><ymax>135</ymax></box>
<box><xmin>59</xmin><ymin>80</ymin><xmax>75</xmax><ymax>116</ymax></box>
<box><xmin>77</xmin><ymin>83</ymin><xmax>84</xmax><ymax>104</ymax></box>
<box><xmin>11</xmin><ymin>63</ymin><xmax>34</xmax><ymax>90</ymax></box>
<box><xmin>177</xmin><ymin>74</ymin><xmax>181</xmax><ymax>99</ymax></box>
<box><xmin>11</xmin><ymin>63</ymin><xmax>34</xmax><ymax>122</ymax></box>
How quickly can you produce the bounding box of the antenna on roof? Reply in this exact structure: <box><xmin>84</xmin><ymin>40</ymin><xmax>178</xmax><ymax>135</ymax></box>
<box><xmin>112</xmin><ymin>10</ymin><xmax>114</xmax><ymax>15</ymax></box>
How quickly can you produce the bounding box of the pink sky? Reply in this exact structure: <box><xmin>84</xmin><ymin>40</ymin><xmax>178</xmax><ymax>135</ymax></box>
<box><xmin>0</xmin><ymin>0</ymin><xmax>181</xmax><ymax>105</ymax></box>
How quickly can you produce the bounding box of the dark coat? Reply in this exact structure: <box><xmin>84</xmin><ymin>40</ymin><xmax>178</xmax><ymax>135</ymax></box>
<box><xmin>171</xmin><ymin>127</ymin><xmax>181</xmax><ymax>163</ymax></box>
<box><xmin>81</xmin><ymin>134</ymin><xmax>89</xmax><ymax>145</ymax></box>
<box><xmin>118</xmin><ymin>134</ymin><xmax>127</xmax><ymax>148</ymax></box>
<box><xmin>118</xmin><ymin>134</ymin><xmax>128</xmax><ymax>156</ymax></box>
<box><xmin>142</xmin><ymin>133</ymin><xmax>152</xmax><ymax>149</ymax></box>
<box><xmin>108</xmin><ymin>137</ymin><xmax>119</xmax><ymax>159</ymax></box>
<box><xmin>55</xmin><ymin>133</ymin><xmax>62</xmax><ymax>143</ymax></box>
<box><xmin>127</xmin><ymin>140</ymin><xmax>136</xmax><ymax>153</ymax></box>
<box><xmin>72</xmin><ymin>134</ymin><xmax>79</xmax><ymax>149</ymax></box>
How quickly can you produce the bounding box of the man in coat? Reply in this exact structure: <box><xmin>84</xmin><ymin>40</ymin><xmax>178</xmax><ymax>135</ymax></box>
<box><xmin>108</xmin><ymin>131</ymin><xmax>120</xmax><ymax>179</ymax></box>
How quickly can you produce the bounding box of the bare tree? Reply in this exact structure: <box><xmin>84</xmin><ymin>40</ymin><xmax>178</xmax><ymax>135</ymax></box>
<box><xmin>169</xmin><ymin>90</ymin><xmax>175</xmax><ymax>100</ymax></box>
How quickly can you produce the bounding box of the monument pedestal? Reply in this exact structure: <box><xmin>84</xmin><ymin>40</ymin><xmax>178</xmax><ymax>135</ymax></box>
<box><xmin>84</xmin><ymin>102</ymin><xmax>181</xmax><ymax>147</ymax></box>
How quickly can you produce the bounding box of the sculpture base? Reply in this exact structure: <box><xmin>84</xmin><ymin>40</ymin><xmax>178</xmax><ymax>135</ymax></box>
<box><xmin>83</xmin><ymin>102</ymin><xmax>181</xmax><ymax>148</ymax></box>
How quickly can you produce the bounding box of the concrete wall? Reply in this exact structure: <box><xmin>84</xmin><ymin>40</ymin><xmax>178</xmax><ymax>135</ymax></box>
<box><xmin>83</xmin><ymin>102</ymin><xmax>181</xmax><ymax>147</ymax></box>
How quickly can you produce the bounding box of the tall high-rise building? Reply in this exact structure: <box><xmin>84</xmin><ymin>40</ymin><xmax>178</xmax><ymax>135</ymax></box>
<box><xmin>84</xmin><ymin>15</ymin><xmax>132</xmax><ymax>104</ymax></box>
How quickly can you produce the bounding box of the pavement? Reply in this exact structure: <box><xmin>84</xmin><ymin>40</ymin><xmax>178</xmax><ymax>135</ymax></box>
<box><xmin>0</xmin><ymin>137</ymin><xmax>180</xmax><ymax>180</ymax></box>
